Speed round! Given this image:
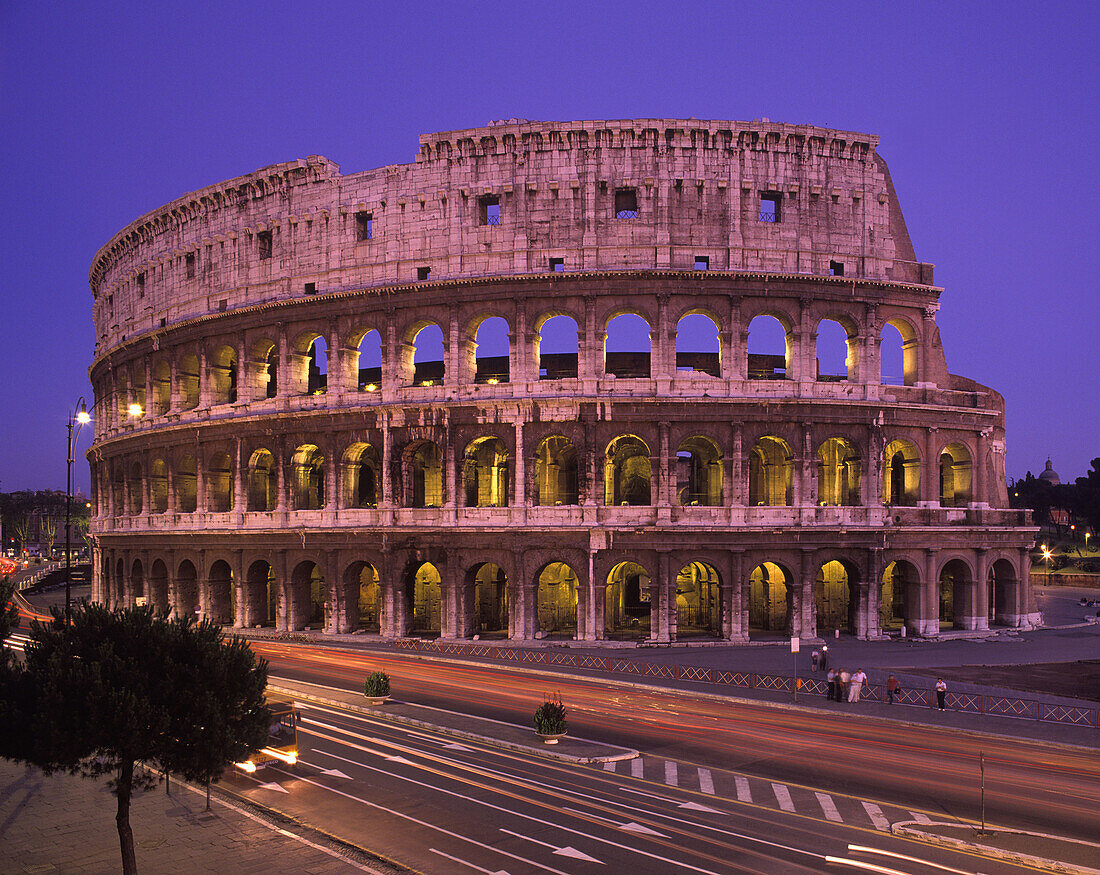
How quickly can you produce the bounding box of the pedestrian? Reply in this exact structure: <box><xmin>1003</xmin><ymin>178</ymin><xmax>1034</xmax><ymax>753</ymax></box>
<box><xmin>839</xmin><ymin>669</ymin><xmax>851</xmax><ymax>703</ymax></box>
<box><xmin>886</xmin><ymin>674</ymin><xmax>900</xmax><ymax>704</ymax></box>
<box><xmin>935</xmin><ymin>677</ymin><xmax>947</xmax><ymax>710</ymax></box>
<box><xmin>811</xmin><ymin>649</ymin><xmax>820</xmax><ymax>672</ymax></box>
<box><xmin>827</xmin><ymin>667</ymin><xmax>837</xmax><ymax>701</ymax></box>
<box><xmin>820</xmin><ymin>646</ymin><xmax>828</xmax><ymax>671</ymax></box>
<box><xmin>848</xmin><ymin>668</ymin><xmax>867</xmax><ymax>703</ymax></box>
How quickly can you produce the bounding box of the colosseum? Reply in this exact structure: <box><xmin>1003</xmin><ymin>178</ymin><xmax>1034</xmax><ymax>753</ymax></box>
<box><xmin>86</xmin><ymin>118</ymin><xmax>1038</xmax><ymax>644</ymax></box>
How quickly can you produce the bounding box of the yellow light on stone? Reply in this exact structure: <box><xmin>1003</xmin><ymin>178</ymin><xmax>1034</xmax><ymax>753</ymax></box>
<box><xmin>486</xmin><ymin>378</ymin><xmax>499</xmax><ymax>385</ymax></box>
<box><xmin>128</xmin><ymin>403</ymin><xmax>143</xmax><ymax>417</ymax></box>
<box><xmin>365</xmin><ymin>383</ymin><xmax>378</xmax><ymax>392</ymax></box>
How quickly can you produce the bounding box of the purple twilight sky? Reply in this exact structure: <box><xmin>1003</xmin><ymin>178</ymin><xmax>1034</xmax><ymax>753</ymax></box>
<box><xmin>0</xmin><ymin>0</ymin><xmax>1096</xmax><ymax>496</ymax></box>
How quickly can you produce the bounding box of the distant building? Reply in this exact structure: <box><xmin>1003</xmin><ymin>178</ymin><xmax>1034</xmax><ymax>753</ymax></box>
<box><xmin>1038</xmin><ymin>459</ymin><xmax>1061</xmax><ymax>486</ymax></box>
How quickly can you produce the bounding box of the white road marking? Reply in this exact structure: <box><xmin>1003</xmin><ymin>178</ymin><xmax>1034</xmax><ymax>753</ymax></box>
<box><xmin>734</xmin><ymin>775</ymin><xmax>753</xmax><ymax>803</ymax></box>
<box><xmin>772</xmin><ymin>783</ymin><xmax>795</xmax><ymax>812</ymax></box>
<box><xmin>862</xmin><ymin>802</ymin><xmax>890</xmax><ymax>830</ymax></box>
<box><xmin>501</xmin><ymin>829</ymin><xmax>604</xmax><ymax>864</ymax></box>
<box><xmin>620</xmin><ymin>822</ymin><xmax>667</xmax><ymax>837</ymax></box>
<box><xmin>603</xmin><ymin>761</ymin><xmax>617</xmax><ymax>772</ymax></box>
<box><xmin>319</xmin><ymin>768</ymin><xmax>352</xmax><ymax>779</ymax></box>
<box><xmin>697</xmin><ymin>767</ymin><xmax>715</xmax><ymax>795</ymax></box>
<box><xmin>257</xmin><ymin>781</ymin><xmax>287</xmax><ymax>793</ymax></box>
<box><xmin>664</xmin><ymin>760</ymin><xmax>678</xmax><ymax>786</ymax></box>
<box><xmin>815</xmin><ymin>792</ymin><xmax>842</xmax><ymax>822</ymax></box>
<box><xmin>679</xmin><ymin>800</ymin><xmax>722</xmax><ymax>814</ymax></box>
<box><xmin>444</xmin><ymin>742</ymin><xmax>474</xmax><ymax>751</ymax></box>
<box><xmin>631</xmin><ymin>758</ymin><xmax>643</xmax><ymax>778</ymax></box>
<box><xmin>429</xmin><ymin>848</ymin><xmax>512</xmax><ymax>875</ymax></box>
<box><xmin>909</xmin><ymin>810</ymin><xmax>932</xmax><ymax>824</ymax></box>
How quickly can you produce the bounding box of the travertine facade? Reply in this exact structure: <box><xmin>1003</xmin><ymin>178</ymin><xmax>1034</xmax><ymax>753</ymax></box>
<box><xmin>86</xmin><ymin>118</ymin><xmax>1036</xmax><ymax>642</ymax></box>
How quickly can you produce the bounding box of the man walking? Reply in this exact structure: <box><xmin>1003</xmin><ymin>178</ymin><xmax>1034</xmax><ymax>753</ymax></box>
<box><xmin>826</xmin><ymin>667</ymin><xmax>837</xmax><ymax>701</ymax></box>
<box><xmin>811</xmin><ymin>649</ymin><xmax>821</xmax><ymax>672</ymax></box>
<box><xmin>838</xmin><ymin>668</ymin><xmax>851</xmax><ymax>703</ymax></box>
<box><xmin>886</xmin><ymin>674</ymin><xmax>900</xmax><ymax>704</ymax></box>
<box><xmin>848</xmin><ymin>668</ymin><xmax>867</xmax><ymax>703</ymax></box>
<box><xmin>935</xmin><ymin>677</ymin><xmax>948</xmax><ymax>710</ymax></box>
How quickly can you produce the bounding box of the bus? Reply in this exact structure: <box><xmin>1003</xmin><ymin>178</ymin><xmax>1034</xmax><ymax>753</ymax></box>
<box><xmin>234</xmin><ymin>697</ymin><xmax>299</xmax><ymax>773</ymax></box>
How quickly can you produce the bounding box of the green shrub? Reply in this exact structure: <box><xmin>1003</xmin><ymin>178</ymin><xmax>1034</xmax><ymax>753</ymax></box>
<box><xmin>533</xmin><ymin>694</ymin><xmax>567</xmax><ymax>735</ymax></box>
<box><xmin>364</xmin><ymin>671</ymin><xmax>390</xmax><ymax>697</ymax></box>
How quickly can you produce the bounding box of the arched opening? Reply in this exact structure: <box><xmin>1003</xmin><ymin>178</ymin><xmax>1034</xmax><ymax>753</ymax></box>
<box><xmin>939</xmin><ymin>559</ymin><xmax>972</xmax><ymax>630</ymax></box>
<box><xmin>130</xmin><ymin>559</ymin><xmax>144</xmax><ymax>608</ymax></box>
<box><xmin>131</xmin><ymin>363</ymin><xmax>146</xmax><ymax>415</ymax></box>
<box><xmin>407</xmin><ymin>562</ymin><xmax>442</xmax><ymax>636</ymax></box>
<box><xmin>407</xmin><ymin>441</ymin><xmax>443</xmax><ymax>508</ymax></box>
<box><xmin>127</xmin><ymin>461</ymin><xmax>143</xmax><ymax>515</ymax></box>
<box><xmin>207</xmin><ymin>559</ymin><xmax>234</xmax><ymax>625</ymax></box>
<box><xmin>245</xmin><ymin>560</ymin><xmax>277</xmax><ymax>627</ymax></box>
<box><xmin>342</xmin><ymin>443</ymin><xmax>379</xmax><ymax>508</ymax></box>
<box><xmin>115</xmin><ymin>557</ymin><xmax>125</xmax><ymax>606</ymax></box>
<box><xmin>988</xmin><ymin>559</ymin><xmax>1017</xmax><ymax>627</ymax></box>
<box><xmin>747</xmin><ymin>314</ymin><xmax>790</xmax><ymax>380</ymax></box>
<box><xmin>115</xmin><ymin>373</ymin><xmax>130</xmax><ymax>424</ymax></box>
<box><xmin>356</xmin><ymin>329</ymin><xmax>383</xmax><ymax>391</ymax></box>
<box><xmin>881</xmin><ymin>319</ymin><xmax>917</xmax><ymax>386</ymax></box>
<box><xmin>343</xmin><ymin>562</ymin><xmax>380</xmax><ymax>632</ymax></box>
<box><xmin>463</xmin><ymin>437</ymin><xmax>509</xmax><ymax>507</ymax></box>
<box><xmin>883</xmin><ymin>439</ymin><xmax>920</xmax><ymax>506</ymax></box>
<box><xmin>815</xmin><ymin>560</ymin><xmax>857</xmax><ymax>635</ymax></box>
<box><xmin>675</xmin><ymin>562</ymin><xmax>721</xmax><ymax>637</ymax></box>
<box><xmin>247</xmin><ymin>448</ymin><xmax>277</xmax><ymax>511</ymax></box>
<box><xmin>816</xmin><ymin>318</ymin><xmax>856</xmax><ymax>382</ymax></box>
<box><xmin>605</xmin><ymin>561</ymin><xmax>650</xmax><ymax>638</ymax></box>
<box><xmin>175</xmin><ymin>560</ymin><xmax>198</xmax><ymax>618</ymax></box>
<box><xmin>676</xmin><ymin>436</ymin><xmax>723</xmax><ymax>506</ymax></box>
<box><xmin>178</xmin><ymin>353</ymin><xmax>200</xmax><ymax>410</ymax></box>
<box><xmin>307</xmin><ymin>336</ymin><xmax>328</xmax><ymax>394</ymax></box>
<box><xmin>749</xmin><ymin>437</ymin><xmax>793</xmax><ymax>506</ymax></box>
<box><xmin>536</xmin><ymin>314</ymin><xmax>579</xmax><ymax>380</ymax></box>
<box><xmin>939</xmin><ymin>442</ymin><xmax>973</xmax><ymax>507</ymax></box>
<box><xmin>817</xmin><ymin>438</ymin><xmax>861</xmax><ymax>506</ymax></box>
<box><xmin>291</xmin><ymin>444</ymin><xmax>324</xmax><ymax>510</ymax></box>
<box><xmin>469</xmin><ymin>562</ymin><xmax>508</xmax><ymax>637</ymax></box>
<box><xmin>880</xmin><ymin>560</ymin><xmax>920</xmax><ymax>633</ymax></box>
<box><xmin>473</xmin><ymin>316</ymin><xmax>510</xmax><ymax>384</ymax></box>
<box><xmin>535</xmin><ymin>436</ymin><xmax>578</xmax><ymax>505</ymax></box>
<box><xmin>675</xmin><ymin>313</ymin><xmax>720</xmax><ymax>377</ymax></box>
<box><xmin>210</xmin><ymin>345</ymin><xmax>238</xmax><ymax>405</ymax></box>
<box><xmin>604</xmin><ymin>435</ymin><xmax>651</xmax><ymax>506</ymax></box>
<box><xmin>412</xmin><ymin>324</ymin><xmax>445</xmax><ymax>386</ymax></box>
<box><xmin>207</xmin><ymin>451</ymin><xmax>233</xmax><ymax>512</ymax></box>
<box><xmin>748</xmin><ymin>562</ymin><xmax>792</xmax><ymax>633</ymax></box>
<box><xmin>263</xmin><ymin>343</ymin><xmax>279</xmax><ymax>398</ymax></box>
<box><xmin>176</xmin><ymin>455</ymin><xmax>197</xmax><ymax>513</ymax></box>
<box><xmin>148</xmin><ymin>559</ymin><xmax>168</xmax><ymax>612</ymax></box>
<box><xmin>290</xmin><ymin>561</ymin><xmax>326</xmax><ymax>629</ymax></box>
<box><xmin>110</xmin><ymin>464</ymin><xmax>124</xmax><ymax>515</ymax></box>
<box><xmin>536</xmin><ymin>562</ymin><xmax>578</xmax><ymax>638</ymax></box>
<box><xmin>604</xmin><ymin>313</ymin><xmax>651</xmax><ymax>378</ymax></box>
<box><xmin>152</xmin><ymin>360</ymin><xmax>171</xmax><ymax>414</ymax></box>
<box><xmin>150</xmin><ymin>459</ymin><xmax>168</xmax><ymax>513</ymax></box>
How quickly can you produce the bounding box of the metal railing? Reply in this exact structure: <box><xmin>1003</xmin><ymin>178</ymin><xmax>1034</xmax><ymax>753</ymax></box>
<box><xmin>615</xmin><ymin>210</ymin><xmax>638</xmax><ymax>219</ymax></box>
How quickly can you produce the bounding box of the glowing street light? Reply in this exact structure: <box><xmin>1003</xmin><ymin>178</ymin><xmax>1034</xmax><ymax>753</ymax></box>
<box><xmin>66</xmin><ymin>397</ymin><xmax>92</xmax><ymax>622</ymax></box>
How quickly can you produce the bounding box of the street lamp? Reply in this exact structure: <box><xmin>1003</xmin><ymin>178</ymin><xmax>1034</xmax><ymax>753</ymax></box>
<box><xmin>65</xmin><ymin>397</ymin><xmax>92</xmax><ymax>623</ymax></box>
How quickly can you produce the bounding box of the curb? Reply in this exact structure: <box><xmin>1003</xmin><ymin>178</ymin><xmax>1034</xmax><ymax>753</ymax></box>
<box><xmin>268</xmin><ymin>683</ymin><xmax>639</xmax><ymax>765</ymax></box>
<box><xmin>892</xmin><ymin>820</ymin><xmax>1100</xmax><ymax>874</ymax></box>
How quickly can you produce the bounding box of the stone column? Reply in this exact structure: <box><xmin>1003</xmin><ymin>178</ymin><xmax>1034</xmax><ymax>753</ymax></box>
<box><xmin>923</xmin><ymin>427</ymin><xmax>939</xmax><ymax>506</ymax></box>
<box><xmin>275</xmin><ymin>550</ymin><xmax>290</xmax><ymax>632</ymax></box>
<box><xmin>726</xmin><ymin>550</ymin><xmax>747</xmax><ymax>641</ymax></box>
<box><xmin>513</xmin><ymin>417</ymin><xmax>525</xmax><ymax>512</ymax></box>
<box><xmin>653</xmin><ymin>550</ymin><xmax>672</xmax><ymax>642</ymax></box>
<box><xmin>922</xmin><ymin>549</ymin><xmax>940</xmax><ymax>637</ymax></box>
<box><xmin>973</xmin><ymin>548</ymin><xmax>990</xmax><ymax>631</ymax></box>
<box><xmin>973</xmin><ymin>429</ymin><xmax>989</xmax><ymax>506</ymax></box>
<box><xmin>657</xmin><ymin>422</ymin><xmax>671</xmax><ymax>519</ymax></box>
<box><xmin>866</xmin><ymin>547</ymin><xmax>884</xmax><ymax>638</ymax></box>
<box><xmin>732</xmin><ymin>427</ymin><xmax>744</xmax><ymax>508</ymax></box>
<box><xmin>798</xmin><ymin>549</ymin><xmax>816</xmax><ymax>638</ymax></box>
<box><xmin>589</xmin><ymin>546</ymin><xmax>602</xmax><ymax>640</ymax></box>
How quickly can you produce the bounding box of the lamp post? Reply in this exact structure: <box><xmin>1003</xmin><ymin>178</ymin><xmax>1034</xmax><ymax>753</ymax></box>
<box><xmin>65</xmin><ymin>398</ymin><xmax>91</xmax><ymax>623</ymax></box>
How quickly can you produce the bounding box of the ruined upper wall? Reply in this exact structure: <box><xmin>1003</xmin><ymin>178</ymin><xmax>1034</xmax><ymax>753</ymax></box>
<box><xmin>89</xmin><ymin>119</ymin><xmax>930</xmax><ymax>353</ymax></box>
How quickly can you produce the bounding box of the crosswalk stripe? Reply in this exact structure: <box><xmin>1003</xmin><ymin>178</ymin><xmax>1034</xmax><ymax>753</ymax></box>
<box><xmin>697</xmin><ymin>768</ymin><xmax>714</xmax><ymax>795</ymax></box>
<box><xmin>862</xmin><ymin>801</ymin><xmax>890</xmax><ymax>830</ymax></box>
<box><xmin>631</xmin><ymin>758</ymin><xmax>643</xmax><ymax>779</ymax></box>
<box><xmin>909</xmin><ymin>810</ymin><xmax>932</xmax><ymax>824</ymax></box>
<box><xmin>815</xmin><ymin>792</ymin><xmax>842</xmax><ymax>822</ymax></box>
<box><xmin>603</xmin><ymin>761</ymin><xmax>617</xmax><ymax>772</ymax></box>
<box><xmin>664</xmin><ymin>761</ymin><xmax>678</xmax><ymax>786</ymax></box>
<box><xmin>772</xmin><ymin>783</ymin><xmax>795</xmax><ymax>812</ymax></box>
<box><xmin>734</xmin><ymin>776</ymin><xmax>752</xmax><ymax>803</ymax></box>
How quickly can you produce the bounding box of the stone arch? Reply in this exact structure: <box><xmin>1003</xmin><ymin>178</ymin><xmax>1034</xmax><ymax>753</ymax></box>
<box><xmin>206</xmin><ymin>559</ymin><xmax>234</xmax><ymax>625</ymax></box>
<box><xmin>130</xmin><ymin>361</ymin><xmax>146</xmax><ymax>416</ymax></box>
<box><xmin>207</xmin><ymin>450</ymin><xmax>234</xmax><ymax>512</ymax></box>
<box><xmin>815</xmin><ymin>316</ymin><xmax>858</xmax><ymax>382</ymax></box>
<box><xmin>175</xmin><ymin>559</ymin><xmax>199</xmax><ymax>618</ymax></box>
<box><xmin>307</xmin><ymin>335</ymin><xmax>328</xmax><ymax>395</ymax></box>
<box><xmin>817</xmin><ymin>437</ymin><xmax>861</xmax><ymax>506</ymax></box>
<box><xmin>605</xmin><ymin>312</ymin><xmax>651</xmax><ymax>378</ymax></box>
<box><xmin>938</xmin><ymin>557</ymin><xmax>974</xmax><ymax>631</ymax></box>
<box><xmin>348</xmin><ymin>327</ymin><xmax>383</xmax><ymax>392</ymax></box>
<box><xmin>605</xmin><ymin>560</ymin><xmax>651</xmax><ymax>638</ymax></box>
<box><xmin>405</xmin><ymin>440</ymin><xmax>443</xmax><ymax>508</ymax></box>
<box><xmin>130</xmin><ymin>558</ymin><xmax>144</xmax><ymax>608</ymax></box>
<box><xmin>463</xmin><ymin>436</ymin><xmax>509</xmax><ymax>507</ymax></box>
<box><xmin>535</xmin><ymin>312</ymin><xmax>579</xmax><ymax>380</ymax></box>
<box><xmin>749</xmin><ymin>436</ymin><xmax>793</xmax><ymax>506</ymax></box>
<box><xmin>988</xmin><ymin>557</ymin><xmax>1019</xmax><ymax>627</ymax></box>
<box><xmin>535</xmin><ymin>560</ymin><xmax>579</xmax><ymax>638</ymax></box>
<box><xmin>176</xmin><ymin>454</ymin><xmax>197</xmax><ymax>512</ymax></box>
<box><xmin>883</xmin><ymin>439</ymin><xmax>921</xmax><ymax>506</ymax></box>
<box><xmin>747</xmin><ymin>312</ymin><xmax>792</xmax><ymax>380</ymax></box>
<box><xmin>410</xmin><ymin>322</ymin><xmax>445</xmax><ymax>386</ymax></box>
<box><xmin>115</xmin><ymin>372</ymin><xmax>131</xmax><ymax>424</ymax></box>
<box><xmin>748</xmin><ymin>561</ymin><xmax>792</xmax><ymax>633</ymax></box>
<box><xmin>675</xmin><ymin>312</ymin><xmax>721</xmax><ymax>377</ymax></box>
<box><xmin>110</xmin><ymin>462</ymin><xmax>124</xmax><ymax>515</ymax></box>
<box><xmin>675</xmin><ymin>561</ymin><xmax>721</xmax><ymax>637</ymax></box>
<box><xmin>244</xmin><ymin>559</ymin><xmax>277</xmax><ymax>627</ymax></box>
<box><xmin>177</xmin><ymin>352</ymin><xmax>200</xmax><ymax>410</ymax></box>
<box><xmin>342</xmin><ymin>442</ymin><xmax>379</xmax><ymax>508</ymax></box>
<box><xmin>289</xmin><ymin>559</ymin><xmax>326</xmax><ymax>630</ymax></box>
<box><xmin>290</xmin><ymin>444</ymin><xmax>324</xmax><ymax>510</ymax></box>
<box><xmin>472</xmin><ymin>315</ymin><xmax>510</xmax><ymax>384</ymax></box>
<box><xmin>881</xmin><ymin>318</ymin><xmax>918</xmax><ymax>386</ymax></box>
<box><xmin>535</xmin><ymin>435</ymin><xmax>578</xmax><ymax>505</ymax></box>
<box><xmin>815</xmin><ymin>559</ymin><xmax>858</xmax><ymax>635</ymax></box>
<box><xmin>407</xmin><ymin>561</ymin><xmax>442</xmax><ymax>636</ymax></box>
<box><xmin>342</xmin><ymin>561</ymin><xmax>381</xmax><ymax>632</ymax></box>
<box><xmin>152</xmin><ymin>360</ymin><xmax>171</xmax><ymax>414</ymax></box>
<box><xmin>605</xmin><ymin>435</ymin><xmax>651</xmax><ymax>506</ymax></box>
<box><xmin>466</xmin><ymin>561</ymin><xmax>508</xmax><ymax>636</ymax></box>
<box><xmin>148</xmin><ymin>558</ymin><xmax>169</xmax><ymax>612</ymax></box>
<box><xmin>247</xmin><ymin>448</ymin><xmax>277</xmax><ymax>511</ymax></box>
<box><xmin>115</xmin><ymin>557</ymin><xmax>127</xmax><ymax>606</ymax></box>
<box><xmin>127</xmin><ymin>460</ymin><xmax>143</xmax><ymax>514</ymax></box>
<box><xmin>676</xmin><ymin>436</ymin><xmax>723</xmax><ymax>506</ymax></box>
<box><xmin>248</xmin><ymin>338</ymin><xmax>278</xmax><ymax>399</ymax></box>
<box><xmin>150</xmin><ymin>458</ymin><xmax>168</xmax><ymax>513</ymax></box>
<box><xmin>939</xmin><ymin>441</ymin><xmax>973</xmax><ymax>507</ymax></box>
<box><xmin>209</xmin><ymin>344</ymin><xmax>238</xmax><ymax>405</ymax></box>
<box><xmin>881</xmin><ymin>559</ymin><xmax>921</xmax><ymax>635</ymax></box>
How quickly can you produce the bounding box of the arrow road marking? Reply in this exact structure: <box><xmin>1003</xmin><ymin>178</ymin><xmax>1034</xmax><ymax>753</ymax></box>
<box><xmin>621</xmin><ymin>822</ymin><xmax>667</xmax><ymax>837</ymax></box>
<box><xmin>320</xmin><ymin>768</ymin><xmax>352</xmax><ymax>780</ymax></box>
<box><xmin>679</xmin><ymin>800</ymin><xmax>722</xmax><ymax>814</ymax></box>
<box><xmin>443</xmin><ymin>742</ymin><xmax>474</xmax><ymax>751</ymax></box>
<box><xmin>430</xmin><ymin>847</ymin><xmax>516</xmax><ymax>875</ymax></box>
<box><xmin>501</xmin><ymin>828</ymin><xmax>604</xmax><ymax>864</ymax></box>
<box><xmin>258</xmin><ymin>782</ymin><xmax>288</xmax><ymax>793</ymax></box>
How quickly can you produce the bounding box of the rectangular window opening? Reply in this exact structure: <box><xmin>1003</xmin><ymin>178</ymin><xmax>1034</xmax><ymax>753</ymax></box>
<box><xmin>760</xmin><ymin>192</ymin><xmax>781</xmax><ymax>223</ymax></box>
<box><xmin>694</xmin><ymin>256</ymin><xmax>709</xmax><ymax>271</ymax></box>
<box><xmin>615</xmin><ymin>188</ymin><xmax>638</xmax><ymax>219</ymax></box>
<box><xmin>257</xmin><ymin>230</ymin><xmax>273</xmax><ymax>260</ymax></box>
<box><xmin>417</xmin><ymin>266</ymin><xmax>431</xmax><ymax>281</ymax></box>
<box><xmin>549</xmin><ymin>257</ymin><xmax>565</xmax><ymax>272</ymax></box>
<box><xmin>829</xmin><ymin>260</ymin><xmax>845</xmax><ymax>276</ymax></box>
<box><xmin>185</xmin><ymin>252</ymin><xmax>196</xmax><ymax>278</ymax></box>
<box><xmin>479</xmin><ymin>196</ymin><xmax>500</xmax><ymax>226</ymax></box>
<box><xmin>218</xmin><ymin>299</ymin><xmax>228</xmax><ymax>312</ymax></box>
<box><xmin>304</xmin><ymin>282</ymin><xmax>316</xmax><ymax>294</ymax></box>
<box><xmin>355</xmin><ymin>211</ymin><xmax>373</xmax><ymax>241</ymax></box>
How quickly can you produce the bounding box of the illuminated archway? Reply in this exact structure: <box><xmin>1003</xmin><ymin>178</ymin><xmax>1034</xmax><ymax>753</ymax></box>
<box><xmin>605</xmin><ymin>436</ymin><xmax>651</xmax><ymax>506</ymax></box>
<box><xmin>468</xmin><ymin>562</ymin><xmax>507</xmax><ymax>636</ymax></box>
<box><xmin>536</xmin><ymin>562</ymin><xmax>579</xmax><ymax>638</ymax></box>
<box><xmin>407</xmin><ymin>562</ymin><xmax>442</xmax><ymax>636</ymax></box>
<box><xmin>605</xmin><ymin>561</ymin><xmax>650</xmax><ymax>637</ymax></box>
<box><xmin>675</xmin><ymin>562</ymin><xmax>721</xmax><ymax>637</ymax></box>
<box><xmin>748</xmin><ymin>562</ymin><xmax>791</xmax><ymax>633</ymax></box>
<box><xmin>815</xmin><ymin>560</ymin><xmax>857</xmax><ymax>635</ymax></box>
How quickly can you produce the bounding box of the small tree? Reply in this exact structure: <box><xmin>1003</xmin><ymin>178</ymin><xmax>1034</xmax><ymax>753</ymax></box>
<box><xmin>0</xmin><ymin>604</ymin><xmax>270</xmax><ymax>874</ymax></box>
<box><xmin>41</xmin><ymin>518</ymin><xmax>56</xmax><ymax>558</ymax></box>
<box><xmin>10</xmin><ymin>516</ymin><xmax>28</xmax><ymax>555</ymax></box>
<box><xmin>0</xmin><ymin>576</ymin><xmax>19</xmax><ymax>656</ymax></box>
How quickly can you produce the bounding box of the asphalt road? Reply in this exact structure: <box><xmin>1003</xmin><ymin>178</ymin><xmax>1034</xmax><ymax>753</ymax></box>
<box><xmin>251</xmin><ymin>641</ymin><xmax>1100</xmax><ymax>848</ymax></box>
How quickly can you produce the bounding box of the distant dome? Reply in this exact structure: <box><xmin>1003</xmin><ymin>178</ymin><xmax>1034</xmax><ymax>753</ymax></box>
<box><xmin>1038</xmin><ymin>459</ymin><xmax>1061</xmax><ymax>485</ymax></box>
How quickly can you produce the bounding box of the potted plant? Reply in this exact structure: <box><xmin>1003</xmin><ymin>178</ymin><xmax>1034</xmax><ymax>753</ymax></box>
<box><xmin>363</xmin><ymin>671</ymin><xmax>391</xmax><ymax>705</ymax></box>
<box><xmin>533</xmin><ymin>694</ymin><xmax>567</xmax><ymax>743</ymax></box>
